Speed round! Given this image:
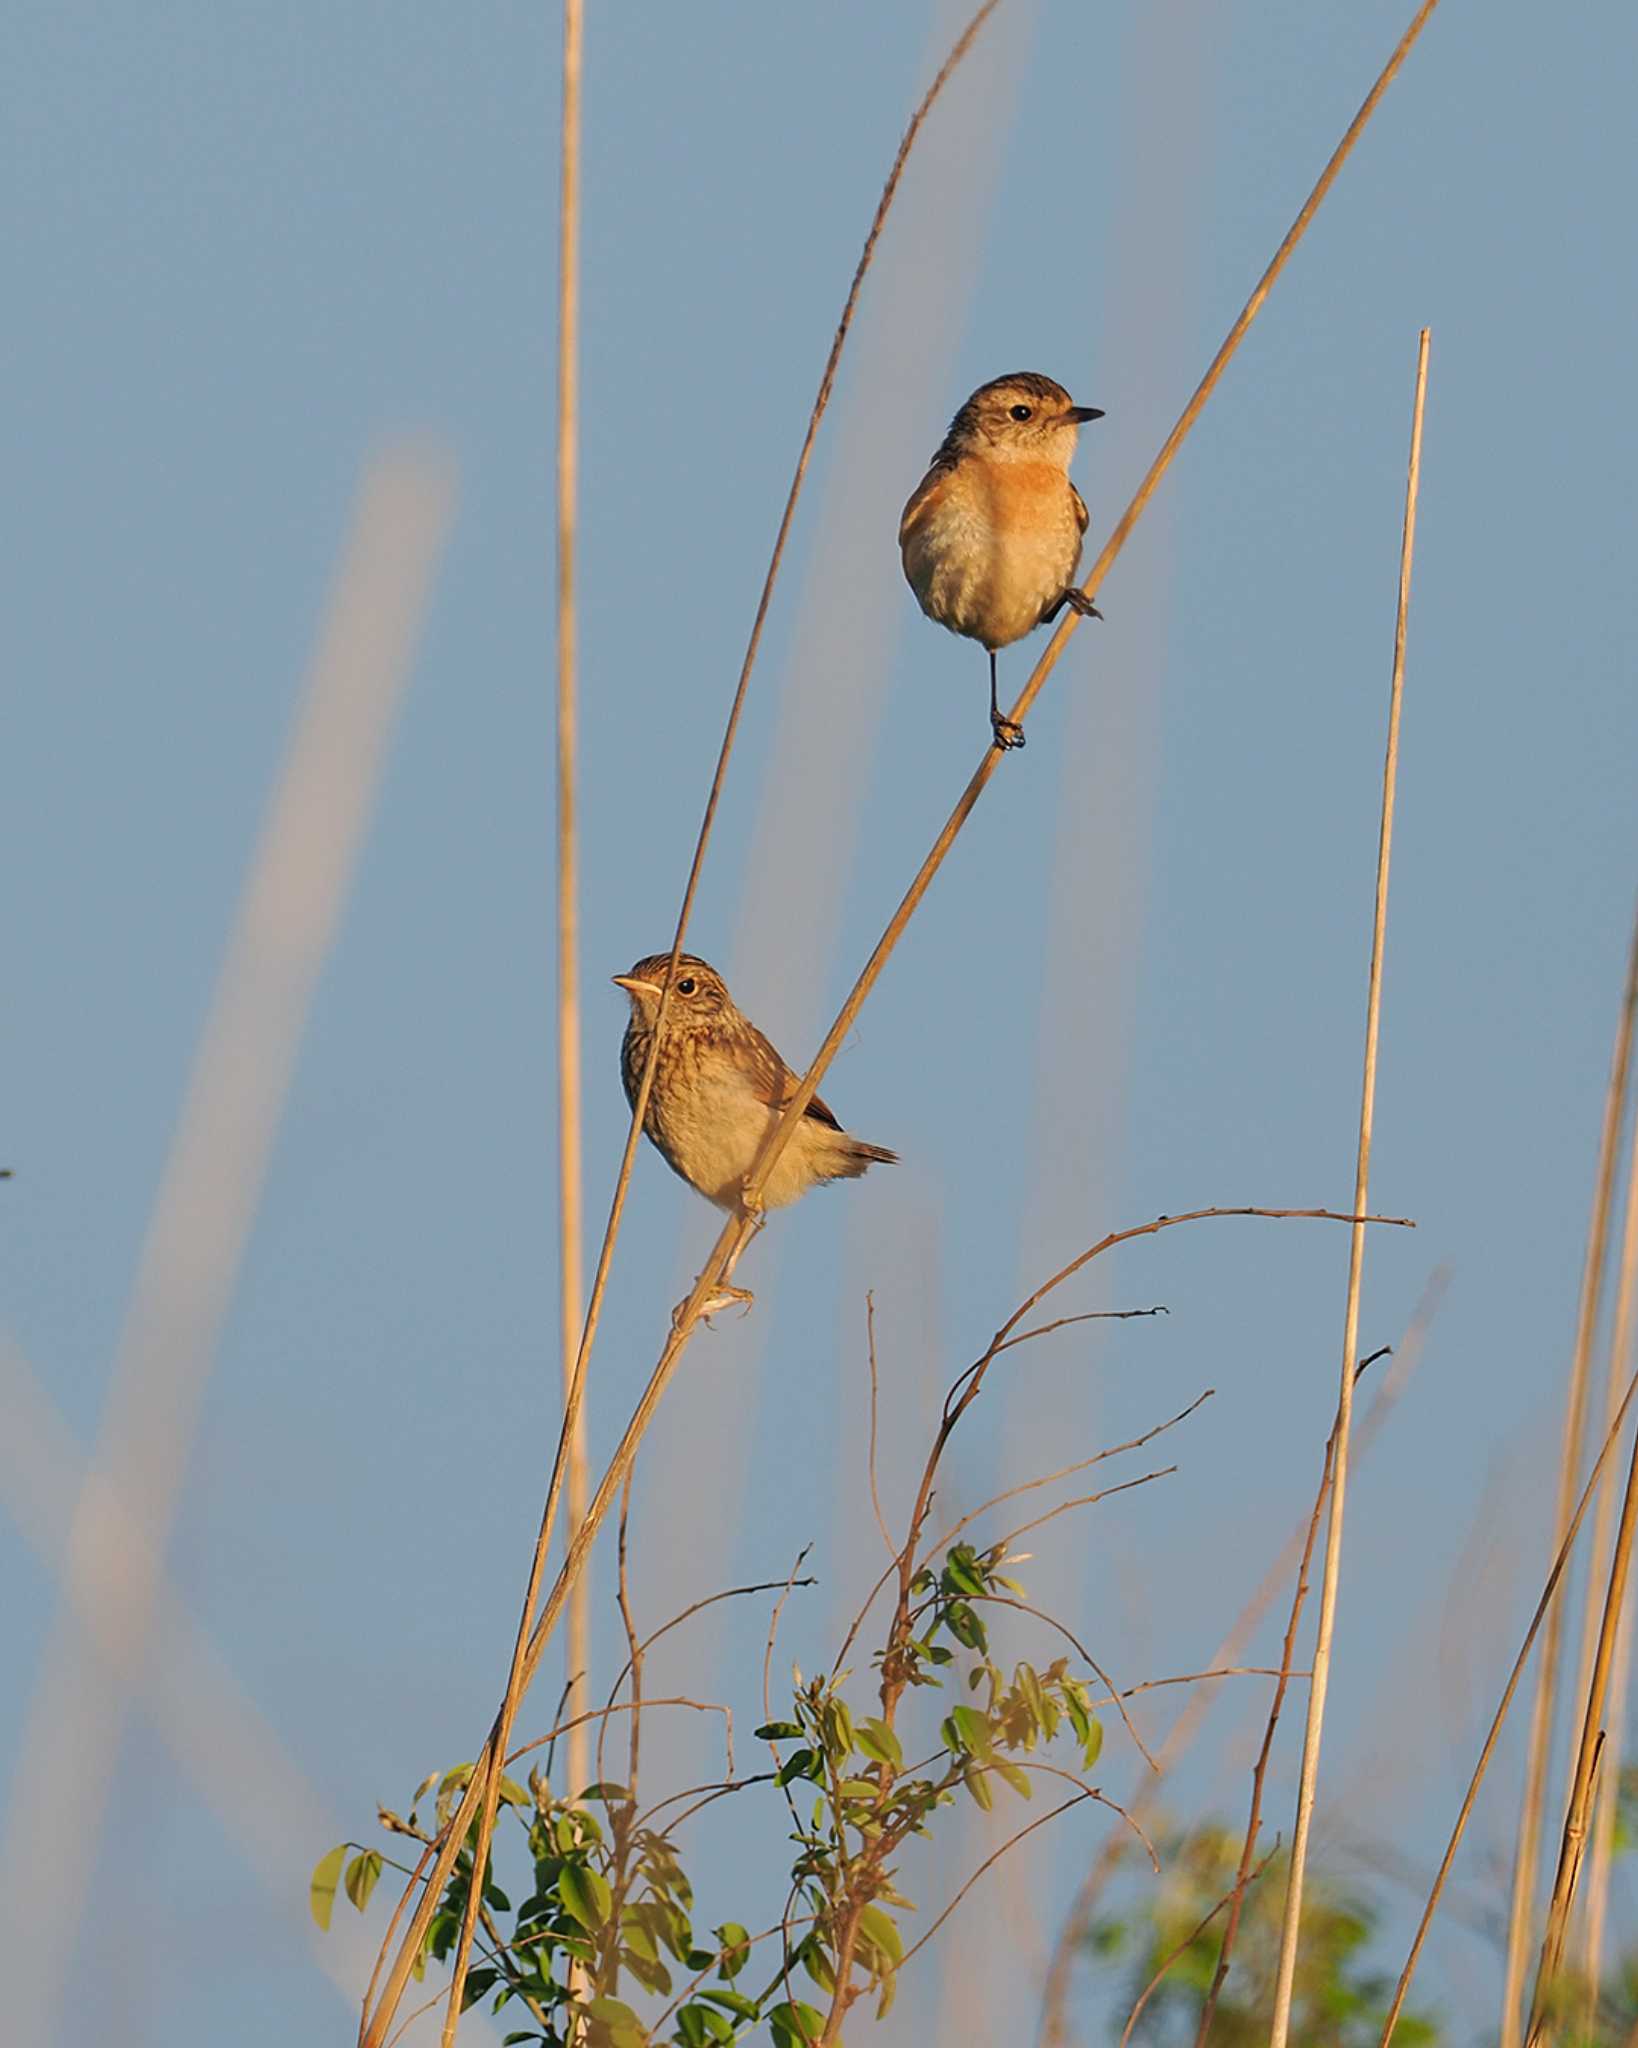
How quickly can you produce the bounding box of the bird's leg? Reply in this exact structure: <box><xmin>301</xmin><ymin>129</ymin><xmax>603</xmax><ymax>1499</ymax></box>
<box><xmin>1049</xmin><ymin>584</ymin><xmax>1102</xmax><ymax>622</ymax></box>
<box><xmin>989</xmin><ymin>649</ymin><xmax>1025</xmax><ymax>751</ymax></box>
<box><xmin>673</xmin><ymin>1201</ymin><xmax>762</xmax><ymax>1331</ymax></box>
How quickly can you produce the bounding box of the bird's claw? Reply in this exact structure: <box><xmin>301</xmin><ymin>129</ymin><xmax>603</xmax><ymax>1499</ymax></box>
<box><xmin>673</xmin><ymin>1285</ymin><xmax>755</xmax><ymax>1333</ymax></box>
<box><xmin>990</xmin><ymin>716</ymin><xmax>1027</xmax><ymax>751</ymax></box>
<box><xmin>1062</xmin><ymin>588</ymin><xmax>1103</xmax><ymax>621</ymax></box>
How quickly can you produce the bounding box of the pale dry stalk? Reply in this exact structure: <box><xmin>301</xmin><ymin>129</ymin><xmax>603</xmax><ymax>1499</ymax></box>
<box><xmin>1500</xmin><ymin>891</ymin><xmax>1638</xmax><ymax>2047</ymax></box>
<box><xmin>1267</xmin><ymin>327</ymin><xmax>1429</xmax><ymax>2048</ymax></box>
<box><xmin>1378</xmin><ymin>1355</ymin><xmax>1638</xmax><ymax>2041</ymax></box>
<box><xmin>365</xmin><ymin>5</ymin><xmax>1447</xmax><ymax>2033</ymax></box>
<box><xmin>1576</xmin><ymin>907</ymin><xmax>1638</xmax><ymax>2012</ymax></box>
<box><xmin>441</xmin><ymin>4</ymin><xmax>588</xmax><ymax>2033</ymax></box>
<box><xmin>361</xmin><ymin>14</ymin><xmax>1002</xmax><ymax>2039</ymax></box>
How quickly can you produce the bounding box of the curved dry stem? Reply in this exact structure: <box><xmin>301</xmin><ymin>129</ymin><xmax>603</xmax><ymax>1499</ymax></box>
<box><xmin>1122</xmin><ymin>1845</ymin><xmax>1279</xmax><ymax>2048</ymax></box>
<box><xmin>360</xmin><ymin>19</ymin><xmax>1001</xmax><ymax>2040</ymax></box>
<box><xmin>926</xmin><ymin>1389</ymin><xmax>1209</xmax><ymax>1560</ymax></box>
<box><xmin>1379</xmin><ymin>1358</ymin><xmax>1638</xmax><ymax>2041</ymax></box>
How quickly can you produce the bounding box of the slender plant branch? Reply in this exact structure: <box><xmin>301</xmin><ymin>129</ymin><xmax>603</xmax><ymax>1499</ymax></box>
<box><xmin>357</xmin><ymin>19</ymin><xmax>999</xmax><ymax>2041</ymax></box>
<box><xmin>1124</xmin><ymin>1846</ymin><xmax>1280</xmax><ymax>2048</ymax></box>
<box><xmin>360</xmin><ymin>0</ymin><xmax>1442</xmax><ymax>2016</ymax></box>
<box><xmin>1501</xmin><ymin>888</ymin><xmax>1638</xmax><ymax>2046</ymax></box>
<box><xmin>1378</xmin><ymin>1356</ymin><xmax>1638</xmax><ymax>2040</ymax></box>
<box><xmin>1267</xmin><ymin>324</ymin><xmax>1428</xmax><ymax>2048</ymax></box>
<box><xmin>1039</xmin><ymin>1291</ymin><xmax>1439</xmax><ymax>2045</ymax></box>
<box><xmin>865</xmin><ymin>1294</ymin><xmax>896</xmax><ymax>1562</ymax></box>
<box><xmin>1196</xmin><ymin>1376</ymin><xmax>1354</xmax><ymax>2045</ymax></box>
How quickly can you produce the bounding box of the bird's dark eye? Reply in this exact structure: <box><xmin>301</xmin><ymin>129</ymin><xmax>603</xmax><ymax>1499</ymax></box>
<box><xmin>676</xmin><ymin>977</ymin><xmax>696</xmax><ymax>996</ymax></box>
<box><xmin>1009</xmin><ymin>403</ymin><xmax>1033</xmax><ymax>421</ymax></box>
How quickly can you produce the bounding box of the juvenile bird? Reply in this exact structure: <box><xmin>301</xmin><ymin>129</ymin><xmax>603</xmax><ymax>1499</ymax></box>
<box><xmin>900</xmin><ymin>370</ymin><xmax>1104</xmax><ymax>750</ymax></box>
<box><xmin>614</xmin><ymin>953</ymin><xmax>896</xmax><ymax>1317</ymax></box>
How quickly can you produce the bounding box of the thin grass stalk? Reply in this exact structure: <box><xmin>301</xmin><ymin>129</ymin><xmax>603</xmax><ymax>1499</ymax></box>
<box><xmin>1500</xmin><ymin>892</ymin><xmax>1638</xmax><ymax>2047</ymax></box>
<box><xmin>1576</xmin><ymin>944</ymin><xmax>1638</xmax><ymax>2012</ymax></box>
<box><xmin>1037</xmin><ymin>1270</ymin><xmax>1446</xmax><ymax>2046</ymax></box>
<box><xmin>359</xmin><ymin>17</ymin><xmax>1000</xmax><ymax>2040</ymax></box>
<box><xmin>1195</xmin><ymin>1358</ymin><xmax>1384</xmax><ymax>2047</ymax></box>
<box><xmin>556</xmin><ymin>0</ymin><xmax>589</xmax><ymax>1811</ymax></box>
<box><xmin>443</xmin><ymin>3</ymin><xmax>589</xmax><ymax>2030</ymax></box>
<box><xmin>365</xmin><ymin>5</ymin><xmax>1444</xmax><ymax>2025</ymax></box>
<box><xmin>1525</xmin><ymin>1178</ymin><xmax>1638</xmax><ymax>2041</ymax></box>
<box><xmin>1378</xmin><ymin>1355</ymin><xmax>1638</xmax><ymax>2041</ymax></box>
<box><xmin>1579</xmin><ymin>1572</ymin><xmax>1635</xmax><ymax>2012</ymax></box>
<box><xmin>1267</xmin><ymin>327</ymin><xmax>1428</xmax><ymax>2048</ymax></box>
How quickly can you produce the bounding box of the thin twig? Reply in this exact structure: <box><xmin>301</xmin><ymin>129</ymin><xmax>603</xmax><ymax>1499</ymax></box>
<box><xmin>1526</xmin><ymin>1353</ymin><xmax>1638</xmax><ymax>2033</ymax></box>
<box><xmin>1197</xmin><ymin>1379</ymin><xmax>1351</xmax><ymax>2046</ymax></box>
<box><xmin>360</xmin><ymin>24</ymin><xmax>1001</xmax><ymax>2039</ymax></box>
<box><xmin>1039</xmin><ymin>1285</ymin><xmax>1441</xmax><ymax>2046</ymax></box>
<box><xmin>1579</xmin><ymin>1098</ymin><xmax>1638</xmax><ymax>2005</ymax></box>
<box><xmin>895</xmin><ymin>1795</ymin><xmax>1098</xmax><ymax>1972</ymax></box>
<box><xmin>991</xmin><ymin>1467</ymin><xmax>1179</xmax><ymax>1555</ymax></box>
<box><xmin>1501</xmin><ymin>888</ymin><xmax>1638</xmax><ymax>2044</ymax></box>
<box><xmin>865</xmin><ymin>1295</ymin><xmax>896</xmax><ymax>1562</ymax></box>
<box><xmin>926</xmin><ymin>1389</ymin><xmax>1210</xmax><ymax>1560</ymax></box>
<box><xmin>1378</xmin><ymin>1356</ymin><xmax>1638</xmax><ymax>2041</ymax></box>
<box><xmin>361</xmin><ymin>0</ymin><xmax>1442</xmax><ymax>2008</ymax></box>
<box><xmin>1124</xmin><ymin>1845</ymin><xmax>1280</xmax><ymax>2048</ymax></box>
<box><xmin>1267</xmin><ymin>325</ymin><xmax>1428</xmax><ymax>2048</ymax></box>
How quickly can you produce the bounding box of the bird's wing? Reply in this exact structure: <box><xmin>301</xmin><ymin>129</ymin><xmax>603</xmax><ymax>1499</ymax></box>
<box><xmin>740</xmin><ymin>1021</ymin><xmax>846</xmax><ymax>1130</ymax></box>
<box><xmin>898</xmin><ymin>461</ymin><xmax>951</xmax><ymax>548</ymax></box>
<box><xmin>1071</xmin><ymin>482</ymin><xmax>1089</xmax><ymax>535</ymax></box>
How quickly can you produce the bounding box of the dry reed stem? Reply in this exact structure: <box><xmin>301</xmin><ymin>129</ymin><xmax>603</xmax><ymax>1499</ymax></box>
<box><xmin>1575</xmin><ymin>903</ymin><xmax>1638</xmax><ymax>2007</ymax></box>
<box><xmin>378</xmin><ymin>16</ymin><xmax>1001</xmax><ymax>2043</ymax></box>
<box><xmin>1123</xmin><ymin>1846</ymin><xmax>1280</xmax><ymax>2048</ymax></box>
<box><xmin>556</xmin><ymin>0</ymin><xmax>589</xmax><ymax>1806</ymax></box>
<box><xmin>1195</xmin><ymin>1364</ymin><xmax>1364</xmax><ymax>2046</ymax></box>
<box><xmin>1500</xmin><ymin>892</ymin><xmax>1638</xmax><ymax>2046</ymax></box>
<box><xmin>1265</xmin><ymin>324</ymin><xmax>1428</xmax><ymax>2048</ymax></box>
<box><xmin>442</xmin><ymin>1</ymin><xmax>589</xmax><ymax>2027</ymax></box>
<box><xmin>1526</xmin><ymin>1203</ymin><xmax>1638</xmax><ymax>2040</ymax></box>
<box><xmin>1377</xmin><ymin>1356</ymin><xmax>1638</xmax><ymax>2041</ymax></box>
<box><xmin>1578</xmin><ymin>1101</ymin><xmax>1638</xmax><ymax>2006</ymax></box>
<box><xmin>368</xmin><ymin>19</ymin><xmax>1002</xmax><ymax>2041</ymax></box>
<box><xmin>1037</xmin><ymin>1271</ymin><xmax>1446</xmax><ymax>2046</ymax></box>
<box><xmin>362</xmin><ymin>1</ymin><xmax>1443</xmax><ymax>2024</ymax></box>
<box><xmin>0</xmin><ymin>450</ymin><xmax>454</xmax><ymax>2048</ymax></box>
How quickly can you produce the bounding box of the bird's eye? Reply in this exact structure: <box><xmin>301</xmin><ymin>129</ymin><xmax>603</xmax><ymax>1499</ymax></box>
<box><xmin>1009</xmin><ymin>403</ymin><xmax>1033</xmax><ymax>421</ymax></box>
<box><xmin>675</xmin><ymin>977</ymin><xmax>696</xmax><ymax>996</ymax></box>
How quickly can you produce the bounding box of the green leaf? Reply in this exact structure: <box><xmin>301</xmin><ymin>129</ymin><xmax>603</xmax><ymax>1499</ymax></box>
<box><xmin>856</xmin><ymin>1903</ymin><xmax>903</xmax><ymax>1966</ymax></box>
<box><xmin>497</xmin><ymin>1773</ymin><xmax>531</xmax><ymax>1808</ymax></box>
<box><xmin>994</xmin><ymin>1759</ymin><xmax>1032</xmax><ymax>1800</ymax></box>
<box><xmin>700</xmin><ymin>1987</ymin><xmax>760</xmax><ymax>2020</ymax></box>
<box><xmin>310</xmin><ymin>1844</ymin><xmax>347</xmax><ymax>1931</ymax></box>
<box><xmin>799</xmin><ymin>1934</ymin><xmax>836</xmax><ymax>1994</ymax></box>
<box><xmin>854</xmin><ymin>1717</ymin><xmax>902</xmax><ymax>1768</ymax></box>
<box><xmin>777</xmin><ymin>1746</ymin><xmax>821</xmax><ymax>1788</ymax></box>
<box><xmin>714</xmin><ymin>1922</ymin><xmax>751</xmax><ymax>1980</ymax></box>
<box><xmin>754</xmin><ymin>1720</ymin><xmax>804</xmax><ymax>1742</ymax></box>
<box><xmin>461</xmin><ymin>1968</ymin><xmax>499</xmax><ymax>2010</ymax></box>
<box><xmin>557</xmin><ymin>1863</ymin><xmax>613</xmax><ymax>1930</ymax></box>
<box><xmin>585</xmin><ymin>1995</ymin><xmax>646</xmax><ymax>2048</ymax></box>
<box><xmin>344</xmin><ymin>1849</ymin><xmax>383</xmax><ymax>1914</ymax></box>
<box><xmin>940</xmin><ymin>1705</ymin><xmax>992</xmax><ymax>1758</ymax></box>
<box><xmin>768</xmin><ymin>1998</ymin><xmax>825</xmax><ymax>2048</ymax></box>
<box><xmin>502</xmin><ymin>2034</ymin><xmax>547</xmax><ymax>2046</ymax></box>
<box><xmin>579</xmin><ymin>1782</ymin><xmax>630</xmax><ymax>1805</ymax></box>
<box><xmin>941</xmin><ymin>1546</ymin><xmax>988</xmax><ymax>1598</ymax></box>
<box><xmin>944</xmin><ymin>1601</ymin><xmax>988</xmax><ymax>1652</ymax></box>
<box><xmin>963</xmin><ymin>1766</ymin><xmax>994</xmax><ymax>1812</ymax></box>
<box><xmin>1081</xmin><ymin>1717</ymin><xmax>1104</xmax><ymax>1772</ymax></box>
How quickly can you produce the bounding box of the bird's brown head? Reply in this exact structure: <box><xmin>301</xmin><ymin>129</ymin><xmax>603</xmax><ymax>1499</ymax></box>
<box><xmin>943</xmin><ymin>371</ymin><xmax>1103</xmax><ymax>466</ymax></box>
<box><xmin>612</xmin><ymin>953</ymin><xmax>735</xmax><ymax>1030</ymax></box>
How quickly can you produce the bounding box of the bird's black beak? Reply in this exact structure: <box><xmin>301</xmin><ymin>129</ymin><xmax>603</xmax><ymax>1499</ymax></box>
<box><xmin>1067</xmin><ymin>405</ymin><xmax>1105</xmax><ymax>424</ymax></box>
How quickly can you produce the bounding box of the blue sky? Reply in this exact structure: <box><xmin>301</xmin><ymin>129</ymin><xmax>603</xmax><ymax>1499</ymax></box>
<box><xmin>4</xmin><ymin>2</ymin><xmax>1638</xmax><ymax>2042</ymax></box>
